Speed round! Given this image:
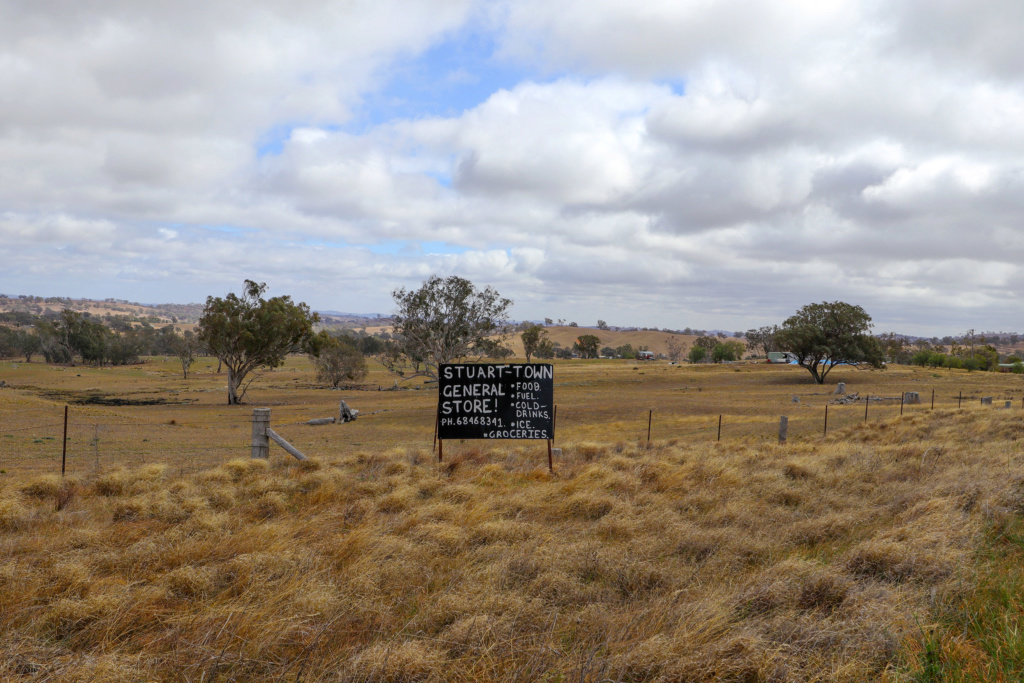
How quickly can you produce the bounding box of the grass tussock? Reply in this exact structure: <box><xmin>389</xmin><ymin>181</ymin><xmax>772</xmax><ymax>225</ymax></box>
<box><xmin>1</xmin><ymin>408</ymin><xmax>1023</xmax><ymax>680</ymax></box>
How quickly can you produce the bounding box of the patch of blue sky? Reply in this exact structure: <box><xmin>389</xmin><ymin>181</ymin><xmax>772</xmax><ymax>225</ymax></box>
<box><xmin>423</xmin><ymin>169</ymin><xmax>453</xmax><ymax>188</ymax></box>
<box><xmin>367</xmin><ymin>240</ymin><xmax>470</xmax><ymax>256</ymax></box>
<box><xmin>256</xmin><ymin>122</ymin><xmax>302</xmax><ymax>158</ymax></box>
<box><xmin>657</xmin><ymin>78</ymin><xmax>686</xmax><ymax>97</ymax></box>
<box><xmin>348</xmin><ymin>26</ymin><xmax>538</xmax><ymax>132</ymax></box>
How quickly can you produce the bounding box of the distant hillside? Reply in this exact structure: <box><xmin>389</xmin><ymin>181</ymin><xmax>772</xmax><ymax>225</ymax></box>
<box><xmin>318</xmin><ymin>313</ymin><xmax>394</xmax><ymax>330</ymax></box>
<box><xmin>0</xmin><ymin>295</ymin><xmax>394</xmax><ymax>330</ymax></box>
<box><xmin>0</xmin><ymin>295</ymin><xmax>202</xmax><ymax>324</ymax></box>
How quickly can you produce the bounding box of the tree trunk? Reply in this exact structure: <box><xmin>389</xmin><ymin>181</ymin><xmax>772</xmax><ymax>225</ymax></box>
<box><xmin>227</xmin><ymin>367</ymin><xmax>239</xmax><ymax>404</ymax></box>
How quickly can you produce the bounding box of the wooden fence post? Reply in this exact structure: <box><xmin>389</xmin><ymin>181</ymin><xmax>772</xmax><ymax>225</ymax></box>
<box><xmin>823</xmin><ymin>404</ymin><xmax>828</xmax><ymax>436</ymax></box>
<box><xmin>251</xmin><ymin>407</ymin><xmax>308</xmax><ymax>461</ymax></box>
<box><xmin>778</xmin><ymin>416</ymin><xmax>788</xmax><ymax>444</ymax></box>
<box><xmin>717</xmin><ymin>415</ymin><xmax>722</xmax><ymax>442</ymax></box>
<box><xmin>647</xmin><ymin>409</ymin><xmax>652</xmax><ymax>445</ymax></box>
<box><xmin>251</xmin><ymin>408</ymin><xmax>271</xmax><ymax>460</ymax></box>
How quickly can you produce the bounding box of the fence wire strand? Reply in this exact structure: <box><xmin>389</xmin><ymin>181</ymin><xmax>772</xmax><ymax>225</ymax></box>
<box><xmin>1</xmin><ymin>388</ymin><xmax>1018</xmax><ymax>476</ymax></box>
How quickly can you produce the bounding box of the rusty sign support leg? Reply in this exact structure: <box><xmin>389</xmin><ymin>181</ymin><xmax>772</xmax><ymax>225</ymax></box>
<box><xmin>432</xmin><ymin>411</ymin><xmax>439</xmax><ymax>453</ymax></box>
<box><xmin>61</xmin><ymin>405</ymin><xmax>68</xmax><ymax>476</ymax></box>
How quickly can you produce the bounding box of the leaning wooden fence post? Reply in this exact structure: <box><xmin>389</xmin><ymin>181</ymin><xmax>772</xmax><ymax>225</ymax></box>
<box><xmin>778</xmin><ymin>416</ymin><xmax>788</xmax><ymax>444</ymax></box>
<box><xmin>931</xmin><ymin>389</ymin><xmax>935</xmax><ymax>410</ymax></box>
<box><xmin>647</xmin><ymin>409</ymin><xmax>652</xmax><ymax>446</ymax></box>
<box><xmin>61</xmin><ymin>405</ymin><xmax>68</xmax><ymax>476</ymax></box>
<box><xmin>251</xmin><ymin>408</ymin><xmax>271</xmax><ymax>460</ymax></box>
<box><xmin>864</xmin><ymin>396</ymin><xmax>869</xmax><ymax>423</ymax></box>
<box><xmin>266</xmin><ymin>428</ymin><xmax>308</xmax><ymax>461</ymax></box>
<box><xmin>717</xmin><ymin>415</ymin><xmax>722</xmax><ymax>442</ymax></box>
<box><xmin>823</xmin><ymin>403</ymin><xmax>828</xmax><ymax>436</ymax></box>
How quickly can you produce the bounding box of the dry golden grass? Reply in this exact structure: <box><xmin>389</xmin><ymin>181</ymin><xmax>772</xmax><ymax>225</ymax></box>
<box><xmin>3</xmin><ymin>357</ymin><xmax>1024</xmax><ymax>679</ymax></box>
<box><xmin>1</xmin><ymin>399</ymin><xmax>1023</xmax><ymax>680</ymax></box>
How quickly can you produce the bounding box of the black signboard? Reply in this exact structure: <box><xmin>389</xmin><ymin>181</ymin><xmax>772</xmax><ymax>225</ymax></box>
<box><xmin>437</xmin><ymin>363</ymin><xmax>554</xmax><ymax>440</ymax></box>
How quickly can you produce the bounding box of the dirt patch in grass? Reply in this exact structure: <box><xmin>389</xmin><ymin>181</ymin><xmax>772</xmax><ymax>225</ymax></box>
<box><xmin>38</xmin><ymin>390</ymin><xmax>195</xmax><ymax>406</ymax></box>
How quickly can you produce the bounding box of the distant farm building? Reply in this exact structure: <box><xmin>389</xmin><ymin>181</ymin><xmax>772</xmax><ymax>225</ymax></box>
<box><xmin>637</xmin><ymin>350</ymin><xmax>655</xmax><ymax>361</ymax></box>
<box><xmin>767</xmin><ymin>352</ymin><xmax>799</xmax><ymax>364</ymax></box>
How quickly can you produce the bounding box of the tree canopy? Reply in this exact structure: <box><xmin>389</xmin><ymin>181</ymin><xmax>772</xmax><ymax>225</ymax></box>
<box><xmin>310</xmin><ymin>332</ymin><xmax>368</xmax><ymax>388</ymax></box>
<box><xmin>775</xmin><ymin>301</ymin><xmax>884</xmax><ymax>384</ymax></box>
<box><xmin>386</xmin><ymin>275</ymin><xmax>512</xmax><ymax>382</ymax></box>
<box><xmin>520</xmin><ymin>324</ymin><xmax>551</xmax><ymax>363</ymax></box>
<box><xmin>712</xmin><ymin>339</ymin><xmax>745</xmax><ymax>363</ymax></box>
<box><xmin>197</xmin><ymin>280</ymin><xmax>319</xmax><ymax>404</ymax></box>
<box><xmin>573</xmin><ymin>334</ymin><xmax>601</xmax><ymax>359</ymax></box>
<box><xmin>744</xmin><ymin>325</ymin><xmax>780</xmax><ymax>357</ymax></box>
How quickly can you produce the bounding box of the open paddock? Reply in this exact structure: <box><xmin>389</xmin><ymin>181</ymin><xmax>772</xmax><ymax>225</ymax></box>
<box><xmin>2</xmin><ymin>357</ymin><xmax>1024</xmax><ymax>680</ymax></box>
<box><xmin>1</xmin><ymin>357</ymin><xmax>1021</xmax><ymax>476</ymax></box>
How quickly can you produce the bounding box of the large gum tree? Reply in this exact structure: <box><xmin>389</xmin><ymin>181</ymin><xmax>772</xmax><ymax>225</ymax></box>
<box><xmin>198</xmin><ymin>280</ymin><xmax>320</xmax><ymax>404</ymax></box>
<box><xmin>775</xmin><ymin>301</ymin><xmax>885</xmax><ymax>384</ymax></box>
<box><xmin>385</xmin><ymin>275</ymin><xmax>512</xmax><ymax>382</ymax></box>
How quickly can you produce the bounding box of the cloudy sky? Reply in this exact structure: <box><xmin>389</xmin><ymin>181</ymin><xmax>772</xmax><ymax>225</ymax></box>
<box><xmin>2</xmin><ymin>0</ymin><xmax>1023</xmax><ymax>334</ymax></box>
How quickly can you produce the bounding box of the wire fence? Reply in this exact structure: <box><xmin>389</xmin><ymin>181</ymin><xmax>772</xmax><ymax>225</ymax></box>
<box><xmin>0</xmin><ymin>411</ymin><xmax>250</xmax><ymax>476</ymax></box>
<box><xmin>2</xmin><ymin>388</ymin><xmax>1020</xmax><ymax>476</ymax></box>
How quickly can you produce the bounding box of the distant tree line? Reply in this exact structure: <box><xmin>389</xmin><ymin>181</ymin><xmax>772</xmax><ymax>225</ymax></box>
<box><xmin>7</xmin><ymin>283</ymin><xmax>1024</xmax><ymax>403</ymax></box>
<box><xmin>0</xmin><ymin>310</ymin><xmax>189</xmax><ymax>366</ymax></box>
